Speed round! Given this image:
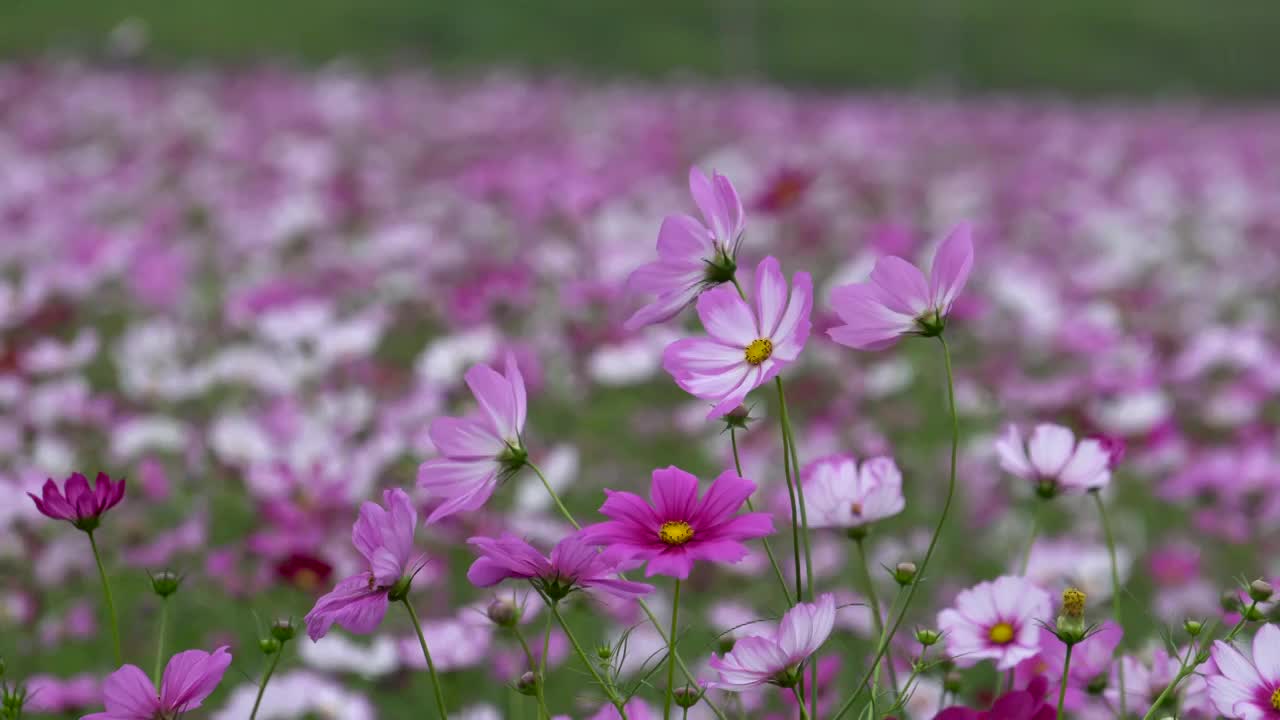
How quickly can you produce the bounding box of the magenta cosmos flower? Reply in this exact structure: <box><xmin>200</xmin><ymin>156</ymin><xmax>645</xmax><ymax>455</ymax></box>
<box><xmin>827</xmin><ymin>222</ymin><xmax>973</xmax><ymax>350</ymax></box>
<box><xmin>29</xmin><ymin>472</ymin><xmax>126</xmax><ymax>532</ymax></box>
<box><xmin>625</xmin><ymin>167</ymin><xmax>745</xmax><ymax>330</ymax></box>
<box><xmin>417</xmin><ymin>354</ymin><xmax>526</xmax><ymax>523</ymax></box>
<box><xmin>801</xmin><ymin>454</ymin><xmax>904</xmax><ymax>530</ymax></box>
<box><xmin>708</xmin><ymin>593</ymin><xmax>836</xmax><ymax>690</ymax></box>
<box><xmin>82</xmin><ymin>646</ymin><xmax>231</xmax><ymax>720</ymax></box>
<box><xmin>1207</xmin><ymin>623</ymin><xmax>1280</xmax><ymax>720</ymax></box>
<box><xmin>938</xmin><ymin>576</ymin><xmax>1051</xmax><ymax>670</ymax></box>
<box><xmin>578</xmin><ymin>466</ymin><xmax>774</xmax><ymax>579</ymax></box>
<box><xmin>662</xmin><ymin>256</ymin><xmax>812</xmax><ymax>418</ymax></box>
<box><xmin>995</xmin><ymin>423</ymin><xmax>1112</xmax><ymax>496</ymax></box>
<box><xmin>467</xmin><ymin>533</ymin><xmax>653</xmax><ymax>601</ymax></box>
<box><xmin>305</xmin><ymin>488</ymin><xmax>424</xmax><ymax>641</ymax></box>
<box><xmin>936</xmin><ymin>675</ymin><xmax>1056</xmax><ymax>720</ymax></box>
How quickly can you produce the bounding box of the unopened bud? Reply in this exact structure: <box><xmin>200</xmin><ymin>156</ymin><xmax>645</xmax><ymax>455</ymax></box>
<box><xmin>149</xmin><ymin>570</ymin><xmax>182</xmax><ymax>598</ymax></box>
<box><xmin>893</xmin><ymin>562</ymin><xmax>918</xmax><ymax>586</ymax></box>
<box><xmin>1248</xmin><ymin>579</ymin><xmax>1273</xmax><ymax>603</ymax></box>
<box><xmin>595</xmin><ymin>645</ymin><xmax>613</xmax><ymax>661</ymax></box>
<box><xmin>516</xmin><ymin>671</ymin><xmax>539</xmax><ymax>697</ymax></box>
<box><xmin>1220</xmin><ymin>590</ymin><xmax>1242</xmax><ymax>613</ymax></box>
<box><xmin>486</xmin><ymin>598</ymin><xmax>521</xmax><ymax>628</ymax></box>
<box><xmin>1055</xmin><ymin>588</ymin><xmax>1087</xmax><ymax>643</ymax></box>
<box><xmin>915</xmin><ymin>628</ymin><xmax>941</xmax><ymax>647</ymax></box>
<box><xmin>258</xmin><ymin>636</ymin><xmax>281</xmax><ymax>655</ymax></box>
<box><xmin>722</xmin><ymin>405</ymin><xmax>754</xmax><ymax>430</ymax></box>
<box><xmin>270</xmin><ymin>619</ymin><xmax>296</xmax><ymax>643</ymax></box>
<box><xmin>673</xmin><ymin>685</ymin><xmax>702</xmax><ymax>709</ymax></box>
<box><xmin>1183</xmin><ymin>619</ymin><xmax>1203</xmax><ymax>637</ymax></box>
<box><xmin>943</xmin><ymin>671</ymin><xmax>963</xmax><ymax>694</ymax></box>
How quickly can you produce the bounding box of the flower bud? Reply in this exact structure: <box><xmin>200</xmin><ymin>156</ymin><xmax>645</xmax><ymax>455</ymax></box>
<box><xmin>1055</xmin><ymin>588</ymin><xmax>1087</xmax><ymax>643</ymax></box>
<box><xmin>893</xmin><ymin>562</ymin><xmax>918</xmax><ymax>587</ymax></box>
<box><xmin>1245</xmin><ymin>604</ymin><xmax>1267</xmax><ymax>622</ymax></box>
<box><xmin>1220</xmin><ymin>590</ymin><xmax>1242</xmax><ymax>613</ymax></box>
<box><xmin>516</xmin><ymin>671</ymin><xmax>539</xmax><ymax>697</ymax></box>
<box><xmin>915</xmin><ymin>628</ymin><xmax>941</xmax><ymax>647</ymax></box>
<box><xmin>595</xmin><ymin>645</ymin><xmax>613</xmax><ymax>661</ymax></box>
<box><xmin>674</xmin><ymin>686</ymin><xmax>702</xmax><ymax>709</ymax></box>
<box><xmin>149</xmin><ymin>571</ymin><xmax>182</xmax><ymax>598</ymax></box>
<box><xmin>1249</xmin><ymin>579</ymin><xmax>1273</xmax><ymax>603</ymax></box>
<box><xmin>486</xmin><ymin>598</ymin><xmax>522</xmax><ymax>628</ymax></box>
<box><xmin>722</xmin><ymin>405</ymin><xmax>754</xmax><ymax>431</ymax></box>
<box><xmin>943</xmin><ymin>671</ymin><xmax>963</xmax><ymax>694</ymax></box>
<box><xmin>270</xmin><ymin>619</ymin><xmax>296</xmax><ymax>643</ymax></box>
<box><xmin>1086</xmin><ymin>674</ymin><xmax>1108</xmax><ymax>695</ymax></box>
<box><xmin>259</xmin><ymin>636</ymin><xmax>281</xmax><ymax>655</ymax></box>
<box><xmin>1183</xmin><ymin>619</ymin><xmax>1203</xmax><ymax>637</ymax></box>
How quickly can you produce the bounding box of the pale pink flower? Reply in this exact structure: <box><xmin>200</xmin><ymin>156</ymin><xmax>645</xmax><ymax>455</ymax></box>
<box><xmin>801</xmin><ymin>454</ymin><xmax>905</xmax><ymax>529</ymax></box>
<box><xmin>937</xmin><ymin>576</ymin><xmax>1051</xmax><ymax>670</ymax></box>
<box><xmin>708</xmin><ymin>593</ymin><xmax>836</xmax><ymax>691</ymax></box>
<box><xmin>1207</xmin><ymin>624</ymin><xmax>1280</xmax><ymax>720</ymax></box>
<box><xmin>82</xmin><ymin>647</ymin><xmax>232</xmax><ymax>720</ymax></box>
<box><xmin>995</xmin><ymin>423</ymin><xmax>1112</xmax><ymax>495</ymax></box>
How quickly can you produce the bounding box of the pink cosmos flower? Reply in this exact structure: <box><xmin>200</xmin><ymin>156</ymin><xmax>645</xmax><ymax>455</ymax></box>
<box><xmin>827</xmin><ymin>222</ymin><xmax>973</xmax><ymax>350</ymax></box>
<box><xmin>28</xmin><ymin>472</ymin><xmax>126</xmax><ymax>532</ymax></box>
<box><xmin>625</xmin><ymin>168</ymin><xmax>745</xmax><ymax>330</ymax></box>
<box><xmin>938</xmin><ymin>576</ymin><xmax>1051</xmax><ymax>670</ymax></box>
<box><xmin>936</xmin><ymin>675</ymin><xmax>1056</xmax><ymax>720</ymax></box>
<box><xmin>578</xmin><ymin>466</ymin><xmax>775</xmax><ymax>579</ymax></box>
<box><xmin>82</xmin><ymin>646</ymin><xmax>232</xmax><ymax>720</ymax></box>
<box><xmin>708</xmin><ymin>593</ymin><xmax>836</xmax><ymax>691</ymax></box>
<box><xmin>995</xmin><ymin>423</ymin><xmax>1112</xmax><ymax>495</ymax></box>
<box><xmin>304</xmin><ymin>488</ymin><xmax>425</xmax><ymax>641</ymax></box>
<box><xmin>417</xmin><ymin>355</ymin><xmax>527</xmax><ymax>523</ymax></box>
<box><xmin>1207</xmin><ymin>623</ymin><xmax>1280</xmax><ymax>720</ymax></box>
<box><xmin>801</xmin><ymin>454</ymin><xmax>905</xmax><ymax>530</ymax></box>
<box><xmin>466</xmin><ymin>533</ymin><xmax>653</xmax><ymax>600</ymax></box>
<box><xmin>662</xmin><ymin>256</ymin><xmax>812</xmax><ymax>418</ymax></box>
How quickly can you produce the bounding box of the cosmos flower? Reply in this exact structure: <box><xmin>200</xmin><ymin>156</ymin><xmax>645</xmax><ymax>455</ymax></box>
<box><xmin>708</xmin><ymin>593</ymin><xmax>836</xmax><ymax>691</ymax></box>
<box><xmin>938</xmin><ymin>576</ymin><xmax>1051</xmax><ymax>670</ymax></box>
<box><xmin>1207</xmin><ymin>623</ymin><xmax>1280</xmax><ymax>720</ymax></box>
<box><xmin>417</xmin><ymin>355</ymin><xmax>527</xmax><ymax>523</ymax></box>
<box><xmin>801</xmin><ymin>454</ymin><xmax>905</xmax><ymax>530</ymax></box>
<box><xmin>466</xmin><ymin>533</ymin><xmax>653</xmax><ymax>600</ymax></box>
<box><xmin>304</xmin><ymin>488</ymin><xmax>425</xmax><ymax>641</ymax></box>
<box><xmin>936</xmin><ymin>674</ymin><xmax>1056</xmax><ymax>720</ymax></box>
<box><xmin>995</xmin><ymin>423</ymin><xmax>1112</xmax><ymax>495</ymax></box>
<box><xmin>1016</xmin><ymin>622</ymin><xmax>1123</xmax><ymax>711</ymax></box>
<box><xmin>662</xmin><ymin>256</ymin><xmax>812</xmax><ymax>418</ymax></box>
<box><xmin>28</xmin><ymin>472</ymin><xmax>126</xmax><ymax>532</ymax></box>
<box><xmin>578</xmin><ymin>466</ymin><xmax>774</xmax><ymax>579</ymax></box>
<box><xmin>827</xmin><ymin>222</ymin><xmax>973</xmax><ymax>350</ymax></box>
<box><xmin>82</xmin><ymin>647</ymin><xmax>232</xmax><ymax>720</ymax></box>
<box><xmin>1108</xmin><ymin>647</ymin><xmax>1212</xmax><ymax>717</ymax></box>
<box><xmin>625</xmin><ymin>168</ymin><xmax>745</xmax><ymax>330</ymax></box>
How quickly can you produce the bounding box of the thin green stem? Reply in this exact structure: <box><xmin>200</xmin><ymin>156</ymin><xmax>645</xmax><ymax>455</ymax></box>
<box><xmin>854</xmin><ymin>537</ymin><xmax>899</xmax><ymax>703</ymax></box>
<box><xmin>1093</xmin><ymin>490</ymin><xmax>1126</xmax><ymax>718</ymax></box>
<box><xmin>791</xmin><ymin>686</ymin><xmax>813</xmax><ymax>720</ymax></box>
<box><xmin>1140</xmin><ymin>605</ymin><xmax>1256</xmax><ymax>720</ymax></box>
<box><xmin>514</xmin><ymin>624</ymin><xmax>550</xmax><ymax>720</ymax></box>
<box><xmin>152</xmin><ymin>597</ymin><xmax>168</xmax><ymax>686</ymax></box>
<box><xmin>527</xmin><ymin>461</ymin><xmax>580</xmax><ymax>531</ymax></box>
<box><xmin>87</xmin><ymin>531</ymin><xmax>122</xmax><ymax>665</ymax></box>
<box><xmin>831</xmin><ymin>334</ymin><xmax>960</xmax><ymax>720</ymax></box>
<box><xmin>731</xmin><ymin>427</ymin><xmax>792</xmax><ymax>605</ymax></box>
<box><xmin>547</xmin><ymin>600</ymin><xmax>628</xmax><ymax>719</ymax></box>
<box><xmin>1018</xmin><ymin>507</ymin><xmax>1040</xmax><ymax>576</ymax></box>
<box><xmin>1056</xmin><ymin>643</ymin><xmax>1074</xmax><ymax>717</ymax></box>
<box><xmin>402</xmin><ymin>599</ymin><xmax>450</xmax><ymax>719</ymax></box>
<box><xmin>664</xmin><ymin>579</ymin><xmax>681</xmax><ymax>720</ymax></box>
<box><xmin>776</xmin><ymin>378</ymin><xmax>818</xmax><ymax>719</ymax></box>
<box><xmin>248</xmin><ymin>645</ymin><xmax>284</xmax><ymax>720</ymax></box>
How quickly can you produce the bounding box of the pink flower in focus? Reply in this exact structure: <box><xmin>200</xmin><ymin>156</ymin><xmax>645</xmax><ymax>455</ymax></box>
<box><xmin>708</xmin><ymin>593</ymin><xmax>836</xmax><ymax>691</ymax></box>
<box><xmin>662</xmin><ymin>256</ymin><xmax>812</xmax><ymax>418</ymax></box>
<box><xmin>417</xmin><ymin>355</ymin><xmax>527</xmax><ymax>523</ymax></box>
<box><xmin>625</xmin><ymin>168</ymin><xmax>745</xmax><ymax>330</ymax></box>
<box><xmin>938</xmin><ymin>576</ymin><xmax>1051</xmax><ymax>670</ymax></box>
<box><xmin>995</xmin><ymin>423</ymin><xmax>1112</xmax><ymax>495</ymax></box>
<box><xmin>801</xmin><ymin>454</ymin><xmax>904</xmax><ymax>530</ymax></box>
<box><xmin>578</xmin><ymin>466</ymin><xmax>774</xmax><ymax>579</ymax></box>
<box><xmin>28</xmin><ymin>472</ymin><xmax>126</xmax><ymax>532</ymax></box>
<box><xmin>82</xmin><ymin>646</ymin><xmax>232</xmax><ymax>720</ymax></box>
<box><xmin>827</xmin><ymin>222</ymin><xmax>973</xmax><ymax>350</ymax></box>
<box><xmin>1207</xmin><ymin>624</ymin><xmax>1280</xmax><ymax>720</ymax></box>
<box><xmin>304</xmin><ymin>488</ymin><xmax>424</xmax><ymax>641</ymax></box>
<box><xmin>466</xmin><ymin>533</ymin><xmax>653</xmax><ymax>600</ymax></box>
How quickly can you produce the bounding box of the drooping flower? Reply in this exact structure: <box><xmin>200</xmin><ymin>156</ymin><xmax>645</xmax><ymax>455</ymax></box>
<box><xmin>938</xmin><ymin>576</ymin><xmax>1051</xmax><ymax>670</ymax></box>
<box><xmin>28</xmin><ymin>472</ymin><xmax>126</xmax><ymax>532</ymax></box>
<box><xmin>662</xmin><ymin>256</ymin><xmax>812</xmax><ymax>418</ymax></box>
<box><xmin>466</xmin><ymin>533</ymin><xmax>653</xmax><ymax>601</ymax></box>
<box><xmin>995</xmin><ymin>423</ymin><xmax>1112</xmax><ymax>496</ymax></box>
<box><xmin>625</xmin><ymin>168</ymin><xmax>745</xmax><ymax>330</ymax></box>
<box><xmin>1207</xmin><ymin>623</ymin><xmax>1280</xmax><ymax>720</ymax></box>
<box><xmin>82</xmin><ymin>646</ymin><xmax>232</xmax><ymax>720</ymax></box>
<box><xmin>417</xmin><ymin>355</ymin><xmax>527</xmax><ymax>523</ymax></box>
<box><xmin>827</xmin><ymin>222</ymin><xmax>973</xmax><ymax>350</ymax></box>
<box><xmin>578</xmin><ymin>466</ymin><xmax>774</xmax><ymax>579</ymax></box>
<box><xmin>708</xmin><ymin>593</ymin><xmax>836</xmax><ymax>691</ymax></box>
<box><xmin>801</xmin><ymin>454</ymin><xmax>904</xmax><ymax>530</ymax></box>
<box><xmin>936</xmin><ymin>674</ymin><xmax>1056</xmax><ymax>720</ymax></box>
<box><xmin>304</xmin><ymin>488</ymin><xmax>424</xmax><ymax>641</ymax></box>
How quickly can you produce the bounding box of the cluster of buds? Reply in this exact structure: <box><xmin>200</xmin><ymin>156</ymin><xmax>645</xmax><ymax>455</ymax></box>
<box><xmin>260</xmin><ymin>618</ymin><xmax>297</xmax><ymax>655</ymax></box>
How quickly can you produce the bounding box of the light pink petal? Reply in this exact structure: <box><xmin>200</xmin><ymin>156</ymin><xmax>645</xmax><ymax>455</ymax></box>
<box><xmin>1212</xmin><ymin>639</ymin><xmax>1263</xmax><ymax>692</ymax></box>
<box><xmin>382</xmin><ymin>487</ymin><xmax>419</xmax><ymax>569</ymax></box>
<box><xmin>100</xmin><ymin>664</ymin><xmax>160</xmax><ymax>718</ymax></box>
<box><xmin>994</xmin><ymin>425</ymin><xmax>1033</xmax><ymax>480</ymax></box>
<box><xmin>467</xmin><ymin>556</ymin><xmax>516</xmax><ymax>587</ymax></box>
<box><xmin>769</xmin><ymin>270</ymin><xmax>812</xmax><ymax>361</ymax></box>
<box><xmin>651</xmin><ymin>466</ymin><xmax>700</xmax><ymax>520</ymax></box>
<box><xmin>667</xmin><ymin>361</ymin><xmax>751</xmax><ymax>408</ymax></box>
<box><xmin>695</xmin><ymin>284</ymin><xmax>758</xmax><ymax>346</ymax></box>
<box><xmin>352</xmin><ymin>501</ymin><xmax>390</xmax><ymax>566</ymax></box>
<box><xmin>713</xmin><ymin>172</ymin><xmax>745</xmax><ymax>248</ymax></box>
<box><xmin>777</xmin><ymin>594</ymin><xmax>835</xmax><ymax>660</ymax></box>
<box><xmin>417</xmin><ymin>457</ymin><xmax>497</xmax><ymax>496</ymax></box>
<box><xmin>1251</xmin><ymin>623</ymin><xmax>1280</xmax><ymax>683</ymax></box>
<box><xmin>754</xmin><ymin>256</ymin><xmax>788</xmax><ymax>339</ymax></box>
<box><xmin>464</xmin><ymin>362</ymin><xmax>520</xmax><ymax>441</ymax></box>
<box><xmin>624</xmin><ymin>272</ymin><xmax>705</xmax><ymax>330</ymax></box>
<box><xmin>662</xmin><ymin>337</ymin><xmax>744</xmax><ymax>376</ymax></box>
<box><xmin>869</xmin><ymin>256</ymin><xmax>931</xmax><ymax>317</ymax></box>
<box><xmin>704</xmin><ymin>364</ymin><xmax>763</xmax><ymax>419</ymax></box>
<box><xmin>952</xmin><ymin>583</ymin><xmax>999</xmax><ymax>625</ymax></box>
<box><xmin>581</xmin><ymin>577</ymin><xmax>655</xmax><ymax>599</ymax></box>
<box><xmin>1058</xmin><ymin>439</ymin><xmax>1111</xmax><ymax>491</ymax></box>
<box><xmin>928</xmin><ymin>222</ymin><xmax>974</xmax><ymax>312</ymax></box>
<box><xmin>159</xmin><ymin>646</ymin><xmax>232</xmax><ymax>713</ymax></box>
<box><xmin>424</xmin><ymin>474</ymin><xmax>499</xmax><ymax>524</ymax></box>
<box><xmin>656</xmin><ymin>214</ymin><xmax>714</xmax><ymax>260</ymax></box>
<box><xmin>1027</xmin><ymin>424</ymin><xmax>1076</xmax><ymax>478</ymax></box>
<box><xmin>827</xmin><ymin>282</ymin><xmax>915</xmax><ymax>351</ymax></box>
<box><xmin>689</xmin><ymin>168</ymin><xmax>738</xmax><ymax>248</ymax></box>
<box><xmin>503</xmin><ymin>353</ymin><xmax>527</xmax><ymax>434</ymax></box>
<box><xmin>304</xmin><ymin>574</ymin><xmax>390</xmax><ymax>641</ymax></box>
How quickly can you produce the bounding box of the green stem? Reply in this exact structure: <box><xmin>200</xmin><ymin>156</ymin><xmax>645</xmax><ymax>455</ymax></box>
<box><xmin>527</xmin><ymin>461</ymin><xmax>580</xmax><ymax>531</ymax></box>
<box><xmin>1093</xmin><ymin>491</ymin><xmax>1126</xmax><ymax>718</ymax></box>
<box><xmin>402</xmin><ymin>599</ymin><xmax>450</xmax><ymax>719</ymax></box>
<box><xmin>791</xmin><ymin>686</ymin><xmax>813</xmax><ymax>720</ymax></box>
<box><xmin>248</xmin><ymin>645</ymin><xmax>284</xmax><ymax>720</ymax></box>
<box><xmin>547</xmin><ymin>599</ymin><xmax>628</xmax><ymax>719</ymax></box>
<box><xmin>514</xmin><ymin>624</ymin><xmax>550</xmax><ymax>720</ymax></box>
<box><xmin>664</xmin><ymin>579</ymin><xmax>681</xmax><ymax>720</ymax></box>
<box><xmin>1018</xmin><ymin>506</ymin><xmax>1040</xmax><ymax>576</ymax></box>
<box><xmin>87</xmin><ymin>531</ymin><xmax>122</xmax><ymax>666</ymax></box>
<box><xmin>731</xmin><ymin>427</ymin><xmax>793</xmax><ymax>605</ymax></box>
<box><xmin>854</xmin><ymin>537</ymin><xmax>899</xmax><ymax>701</ymax></box>
<box><xmin>1056</xmin><ymin>643</ymin><xmax>1074</xmax><ymax>717</ymax></box>
<box><xmin>1140</xmin><ymin>605</ymin><xmax>1255</xmax><ymax>720</ymax></box>
<box><xmin>152</xmin><ymin>597</ymin><xmax>168</xmax><ymax>687</ymax></box>
<box><xmin>776</xmin><ymin>378</ymin><xmax>818</xmax><ymax>719</ymax></box>
<box><xmin>831</xmin><ymin>334</ymin><xmax>960</xmax><ymax>720</ymax></box>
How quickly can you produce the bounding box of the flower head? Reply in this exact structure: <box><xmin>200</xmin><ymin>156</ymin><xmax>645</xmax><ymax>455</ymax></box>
<box><xmin>82</xmin><ymin>646</ymin><xmax>231</xmax><ymax>720</ymax></box>
<box><xmin>995</xmin><ymin>423</ymin><xmax>1112</xmax><ymax>496</ymax></box>
<box><xmin>801</xmin><ymin>454</ymin><xmax>905</xmax><ymax>530</ymax></box>
<box><xmin>625</xmin><ymin>168</ymin><xmax>745</xmax><ymax>329</ymax></box>
<box><xmin>466</xmin><ymin>533</ymin><xmax>653</xmax><ymax>601</ymax></box>
<box><xmin>579</xmin><ymin>466</ymin><xmax>774</xmax><ymax>579</ymax></box>
<box><xmin>304</xmin><ymin>488</ymin><xmax>424</xmax><ymax>641</ymax></box>
<box><xmin>936</xmin><ymin>675</ymin><xmax>1056</xmax><ymax>720</ymax></box>
<box><xmin>708</xmin><ymin>593</ymin><xmax>836</xmax><ymax>691</ymax></box>
<box><xmin>417</xmin><ymin>354</ymin><xmax>527</xmax><ymax>523</ymax></box>
<box><xmin>28</xmin><ymin>472</ymin><xmax>126</xmax><ymax>532</ymax></box>
<box><xmin>663</xmin><ymin>256</ymin><xmax>812</xmax><ymax>418</ymax></box>
<box><xmin>938</xmin><ymin>576</ymin><xmax>1051</xmax><ymax>670</ymax></box>
<box><xmin>1207</xmin><ymin>623</ymin><xmax>1280</xmax><ymax>720</ymax></box>
<box><xmin>827</xmin><ymin>222</ymin><xmax>973</xmax><ymax>350</ymax></box>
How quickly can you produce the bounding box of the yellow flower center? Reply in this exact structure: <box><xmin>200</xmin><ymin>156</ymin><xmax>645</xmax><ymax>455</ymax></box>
<box><xmin>658</xmin><ymin>520</ymin><xmax>695</xmax><ymax>546</ymax></box>
<box><xmin>1271</xmin><ymin>688</ymin><xmax>1280</xmax><ymax>711</ymax></box>
<box><xmin>1062</xmin><ymin>588</ymin><xmax>1086</xmax><ymax>619</ymax></box>
<box><xmin>744</xmin><ymin>338</ymin><xmax>773</xmax><ymax>365</ymax></box>
<box><xmin>988</xmin><ymin>622</ymin><xmax>1015</xmax><ymax>645</ymax></box>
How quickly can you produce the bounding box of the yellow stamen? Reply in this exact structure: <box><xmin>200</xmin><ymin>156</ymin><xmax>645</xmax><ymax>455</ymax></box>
<box><xmin>988</xmin><ymin>622</ymin><xmax>1015</xmax><ymax>644</ymax></box>
<box><xmin>658</xmin><ymin>520</ymin><xmax>695</xmax><ymax>546</ymax></box>
<box><xmin>1062</xmin><ymin>587</ymin><xmax>1086</xmax><ymax>619</ymax></box>
<box><xmin>744</xmin><ymin>338</ymin><xmax>773</xmax><ymax>365</ymax></box>
<box><xmin>1271</xmin><ymin>688</ymin><xmax>1280</xmax><ymax>711</ymax></box>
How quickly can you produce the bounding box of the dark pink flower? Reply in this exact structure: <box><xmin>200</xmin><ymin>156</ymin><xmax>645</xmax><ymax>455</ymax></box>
<box><xmin>466</xmin><ymin>533</ymin><xmax>653</xmax><ymax>600</ymax></box>
<box><xmin>28</xmin><ymin>472</ymin><xmax>126</xmax><ymax>532</ymax></box>
<box><xmin>82</xmin><ymin>646</ymin><xmax>231</xmax><ymax>720</ymax></box>
<box><xmin>936</xmin><ymin>675</ymin><xmax>1056</xmax><ymax>720</ymax></box>
<box><xmin>578</xmin><ymin>466</ymin><xmax>774</xmax><ymax>579</ymax></box>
